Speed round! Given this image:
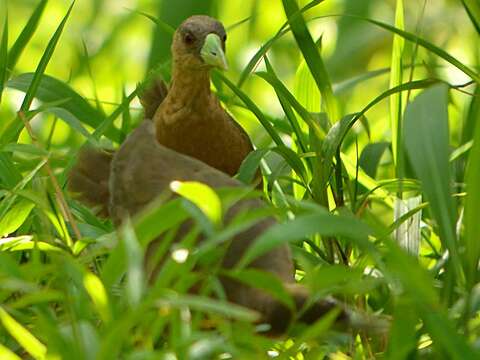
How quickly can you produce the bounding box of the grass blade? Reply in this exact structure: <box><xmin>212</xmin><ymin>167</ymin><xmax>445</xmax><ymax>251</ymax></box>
<box><xmin>282</xmin><ymin>0</ymin><xmax>338</xmax><ymax>122</ymax></box>
<box><xmin>404</xmin><ymin>84</ymin><xmax>462</xmax><ymax>281</ymax></box>
<box><xmin>216</xmin><ymin>72</ymin><xmax>284</xmax><ymax>146</ymax></box>
<box><xmin>464</xmin><ymin>86</ymin><xmax>480</xmax><ymax>287</ymax></box>
<box><xmin>7</xmin><ymin>73</ymin><xmax>121</xmax><ymax>143</ymax></box>
<box><xmin>390</xmin><ymin>0</ymin><xmax>405</xmax><ymax>170</ymax></box>
<box><xmin>20</xmin><ymin>1</ymin><xmax>75</xmax><ymax>113</ymax></box>
<box><xmin>0</xmin><ymin>307</ymin><xmax>47</xmax><ymax>360</ymax></box>
<box><xmin>7</xmin><ymin>0</ymin><xmax>47</xmax><ymax>73</ymax></box>
<box><xmin>0</xmin><ymin>12</ymin><xmax>7</xmax><ymax>103</ymax></box>
<box><xmin>461</xmin><ymin>0</ymin><xmax>480</xmax><ymax>34</ymax></box>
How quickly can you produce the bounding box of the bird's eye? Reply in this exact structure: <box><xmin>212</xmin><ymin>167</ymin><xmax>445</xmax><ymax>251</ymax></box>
<box><xmin>184</xmin><ymin>32</ymin><xmax>195</xmax><ymax>44</ymax></box>
<box><xmin>222</xmin><ymin>34</ymin><xmax>227</xmax><ymax>42</ymax></box>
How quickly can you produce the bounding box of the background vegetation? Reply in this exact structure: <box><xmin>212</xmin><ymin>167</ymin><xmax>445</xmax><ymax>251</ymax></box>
<box><xmin>0</xmin><ymin>0</ymin><xmax>479</xmax><ymax>358</ymax></box>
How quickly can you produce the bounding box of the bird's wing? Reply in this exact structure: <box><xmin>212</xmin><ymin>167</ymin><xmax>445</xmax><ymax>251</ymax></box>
<box><xmin>68</xmin><ymin>146</ymin><xmax>113</xmax><ymax>217</ymax></box>
<box><xmin>139</xmin><ymin>77</ymin><xmax>169</xmax><ymax>119</ymax></box>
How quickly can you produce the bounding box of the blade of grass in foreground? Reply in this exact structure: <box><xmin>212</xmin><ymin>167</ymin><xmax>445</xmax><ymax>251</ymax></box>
<box><xmin>404</xmin><ymin>84</ymin><xmax>463</xmax><ymax>282</ymax></box>
<box><xmin>0</xmin><ymin>13</ymin><xmax>7</xmax><ymax>103</ymax></box>
<box><xmin>390</xmin><ymin>0</ymin><xmax>405</xmax><ymax>172</ymax></box>
<box><xmin>282</xmin><ymin>0</ymin><xmax>338</xmax><ymax>122</ymax></box>
<box><xmin>461</xmin><ymin>0</ymin><xmax>480</xmax><ymax>34</ymax></box>
<box><xmin>7</xmin><ymin>0</ymin><xmax>47</xmax><ymax>73</ymax></box>
<box><xmin>20</xmin><ymin>2</ymin><xmax>75</xmax><ymax>112</ymax></box>
<box><xmin>464</xmin><ymin>88</ymin><xmax>480</xmax><ymax>288</ymax></box>
<box><xmin>0</xmin><ymin>307</ymin><xmax>47</xmax><ymax>360</ymax></box>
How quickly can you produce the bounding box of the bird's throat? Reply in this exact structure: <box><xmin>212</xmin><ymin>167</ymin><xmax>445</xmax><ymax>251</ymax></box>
<box><xmin>168</xmin><ymin>66</ymin><xmax>212</xmax><ymax>108</ymax></box>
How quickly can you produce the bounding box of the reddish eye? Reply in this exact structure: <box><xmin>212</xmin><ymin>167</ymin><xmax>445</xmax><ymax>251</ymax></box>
<box><xmin>184</xmin><ymin>32</ymin><xmax>195</xmax><ymax>45</ymax></box>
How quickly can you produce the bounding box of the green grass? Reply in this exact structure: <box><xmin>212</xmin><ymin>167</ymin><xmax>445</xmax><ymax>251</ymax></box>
<box><xmin>0</xmin><ymin>0</ymin><xmax>480</xmax><ymax>358</ymax></box>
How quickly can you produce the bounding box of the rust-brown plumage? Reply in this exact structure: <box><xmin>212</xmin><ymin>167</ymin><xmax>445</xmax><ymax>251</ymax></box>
<box><xmin>68</xmin><ymin>16</ymin><xmax>386</xmax><ymax>335</ymax></box>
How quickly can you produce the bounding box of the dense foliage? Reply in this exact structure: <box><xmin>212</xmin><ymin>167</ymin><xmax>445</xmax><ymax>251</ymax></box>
<box><xmin>0</xmin><ymin>0</ymin><xmax>479</xmax><ymax>358</ymax></box>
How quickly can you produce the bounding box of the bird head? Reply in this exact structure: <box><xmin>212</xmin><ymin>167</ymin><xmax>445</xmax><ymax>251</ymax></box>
<box><xmin>172</xmin><ymin>15</ymin><xmax>228</xmax><ymax>72</ymax></box>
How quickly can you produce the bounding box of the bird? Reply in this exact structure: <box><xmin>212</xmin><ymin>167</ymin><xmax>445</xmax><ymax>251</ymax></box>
<box><xmin>69</xmin><ymin>15</ymin><xmax>258</xmax><ymax>217</ymax></box>
<box><xmin>69</xmin><ymin>15</ymin><xmax>386</xmax><ymax>335</ymax></box>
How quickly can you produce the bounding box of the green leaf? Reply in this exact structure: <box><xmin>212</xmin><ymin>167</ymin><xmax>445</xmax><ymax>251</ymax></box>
<box><xmin>7</xmin><ymin>74</ymin><xmax>121</xmax><ymax>142</ymax></box>
<box><xmin>0</xmin><ymin>307</ymin><xmax>47</xmax><ymax>360</ymax></box>
<box><xmin>282</xmin><ymin>0</ymin><xmax>338</xmax><ymax>122</ymax></box>
<box><xmin>216</xmin><ymin>72</ymin><xmax>284</xmax><ymax>146</ymax></box>
<box><xmin>0</xmin><ymin>12</ymin><xmax>7</xmax><ymax>103</ymax></box>
<box><xmin>404</xmin><ymin>84</ymin><xmax>462</xmax><ymax>279</ymax></box>
<box><xmin>120</xmin><ymin>218</ymin><xmax>145</xmax><ymax>306</ymax></box>
<box><xmin>170</xmin><ymin>181</ymin><xmax>222</xmax><ymax>227</ymax></box>
<box><xmin>461</xmin><ymin>0</ymin><xmax>480</xmax><ymax>34</ymax></box>
<box><xmin>20</xmin><ymin>2</ymin><xmax>75</xmax><ymax>113</ymax></box>
<box><xmin>464</xmin><ymin>88</ymin><xmax>480</xmax><ymax>287</ymax></box>
<box><xmin>223</xmin><ymin>269</ymin><xmax>295</xmax><ymax>310</ymax></box>
<box><xmin>362</xmin><ymin>16</ymin><xmax>480</xmax><ymax>84</ymax></box>
<box><xmin>157</xmin><ymin>293</ymin><xmax>259</xmax><ymax>322</ymax></box>
<box><xmin>0</xmin><ymin>199</ymin><xmax>35</xmax><ymax>237</ymax></box>
<box><xmin>386</xmin><ymin>297</ymin><xmax>418</xmax><ymax>360</ymax></box>
<box><xmin>390</xmin><ymin>0</ymin><xmax>405</xmax><ymax>171</ymax></box>
<box><xmin>83</xmin><ymin>272</ymin><xmax>111</xmax><ymax>323</ymax></box>
<box><xmin>7</xmin><ymin>0</ymin><xmax>47</xmax><ymax>72</ymax></box>
<box><xmin>238</xmin><ymin>210</ymin><xmax>372</xmax><ymax>268</ymax></box>
<box><xmin>0</xmin><ymin>343</ymin><xmax>22</xmax><ymax>360</ymax></box>
<box><xmin>359</xmin><ymin>142</ymin><xmax>390</xmax><ymax>178</ymax></box>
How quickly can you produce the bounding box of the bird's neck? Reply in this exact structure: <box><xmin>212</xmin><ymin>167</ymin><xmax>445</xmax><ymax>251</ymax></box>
<box><xmin>168</xmin><ymin>65</ymin><xmax>212</xmax><ymax>106</ymax></box>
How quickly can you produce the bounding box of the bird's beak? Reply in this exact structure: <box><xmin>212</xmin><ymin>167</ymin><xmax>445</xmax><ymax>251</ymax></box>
<box><xmin>200</xmin><ymin>33</ymin><xmax>229</xmax><ymax>71</ymax></box>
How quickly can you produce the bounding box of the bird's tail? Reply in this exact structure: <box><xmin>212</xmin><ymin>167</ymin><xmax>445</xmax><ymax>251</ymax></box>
<box><xmin>68</xmin><ymin>147</ymin><xmax>114</xmax><ymax>217</ymax></box>
<box><xmin>264</xmin><ymin>283</ymin><xmax>389</xmax><ymax>336</ymax></box>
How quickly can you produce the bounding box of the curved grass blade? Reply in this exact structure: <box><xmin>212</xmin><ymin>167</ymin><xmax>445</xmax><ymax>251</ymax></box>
<box><xmin>365</xmin><ymin>17</ymin><xmax>480</xmax><ymax>83</ymax></box>
<box><xmin>0</xmin><ymin>307</ymin><xmax>47</xmax><ymax>360</ymax></box>
<box><xmin>7</xmin><ymin>0</ymin><xmax>47</xmax><ymax>73</ymax></box>
<box><xmin>215</xmin><ymin>72</ymin><xmax>284</xmax><ymax>146</ymax></box>
<box><xmin>0</xmin><ymin>13</ymin><xmax>7</xmax><ymax>103</ymax></box>
<box><xmin>282</xmin><ymin>0</ymin><xmax>337</xmax><ymax>122</ymax></box>
<box><xmin>237</xmin><ymin>0</ymin><xmax>325</xmax><ymax>87</ymax></box>
<box><xmin>404</xmin><ymin>84</ymin><xmax>463</xmax><ymax>281</ymax></box>
<box><xmin>390</xmin><ymin>0</ymin><xmax>405</xmax><ymax>170</ymax></box>
<box><xmin>20</xmin><ymin>2</ymin><xmax>75</xmax><ymax>112</ymax></box>
<box><xmin>461</xmin><ymin>0</ymin><xmax>480</xmax><ymax>34</ymax></box>
<box><xmin>7</xmin><ymin>73</ymin><xmax>121</xmax><ymax>142</ymax></box>
<box><xmin>464</xmin><ymin>89</ymin><xmax>480</xmax><ymax>287</ymax></box>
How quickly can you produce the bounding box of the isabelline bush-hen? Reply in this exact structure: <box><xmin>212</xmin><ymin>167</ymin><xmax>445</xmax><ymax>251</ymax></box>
<box><xmin>69</xmin><ymin>16</ymin><xmax>387</xmax><ymax>335</ymax></box>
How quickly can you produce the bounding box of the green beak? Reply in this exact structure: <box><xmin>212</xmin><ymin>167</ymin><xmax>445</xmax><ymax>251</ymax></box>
<box><xmin>200</xmin><ymin>33</ymin><xmax>228</xmax><ymax>71</ymax></box>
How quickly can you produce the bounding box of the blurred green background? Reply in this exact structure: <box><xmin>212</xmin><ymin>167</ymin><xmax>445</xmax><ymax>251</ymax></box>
<box><xmin>1</xmin><ymin>0</ymin><xmax>477</xmax><ymax>152</ymax></box>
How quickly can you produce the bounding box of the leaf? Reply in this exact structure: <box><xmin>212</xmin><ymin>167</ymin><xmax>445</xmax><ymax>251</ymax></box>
<box><xmin>362</xmin><ymin>16</ymin><xmax>480</xmax><ymax>83</ymax></box>
<box><xmin>223</xmin><ymin>269</ymin><xmax>295</xmax><ymax>310</ymax></box>
<box><xmin>0</xmin><ymin>199</ymin><xmax>35</xmax><ymax>237</ymax></box>
<box><xmin>282</xmin><ymin>0</ymin><xmax>338</xmax><ymax>122</ymax></box>
<box><xmin>83</xmin><ymin>272</ymin><xmax>111</xmax><ymax>323</ymax></box>
<box><xmin>0</xmin><ymin>12</ymin><xmax>7</xmax><ymax>103</ymax></box>
<box><xmin>215</xmin><ymin>72</ymin><xmax>284</xmax><ymax>147</ymax></box>
<box><xmin>404</xmin><ymin>84</ymin><xmax>462</xmax><ymax>278</ymax></box>
<box><xmin>7</xmin><ymin>0</ymin><xmax>47</xmax><ymax>72</ymax></box>
<box><xmin>170</xmin><ymin>181</ymin><xmax>222</xmax><ymax>227</ymax></box>
<box><xmin>0</xmin><ymin>343</ymin><xmax>21</xmax><ymax>360</ymax></box>
<box><xmin>6</xmin><ymin>73</ymin><xmax>120</xmax><ymax>143</ymax></box>
<box><xmin>120</xmin><ymin>218</ymin><xmax>145</xmax><ymax>306</ymax></box>
<box><xmin>464</xmin><ymin>89</ymin><xmax>480</xmax><ymax>287</ymax></box>
<box><xmin>390</xmin><ymin>0</ymin><xmax>405</xmax><ymax>170</ymax></box>
<box><xmin>0</xmin><ymin>307</ymin><xmax>47</xmax><ymax>360</ymax></box>
<box><xmin>237</xmin><ymin>148</ymin><xmax>270</xmax><ymax>184</ymax></box>
<box><xmin>359</xmin><ymin>142</ymin><xmax>390</xmax><ymax>178</ymax></box>
<box><xmin>238</xmin><ymin>210</ymin><xmax>373</xmax><ymax>268</ymax></box>
<box><xmin>386</xmin><ymin>297</ymin><xmax>418</xmax><ymax>360</ymax></box>
<box><xmin>461</xmin><ymin>0</ymin><xmax>480</xmax><ymax>34</ymax></box>
<box><xmin>20</xmin><ymin>2</ymin><xmax>75</xmax><ymax>113</ymax></box>
<box><xmin>157</xmin><ymin>293</ymin><xmax>259</xmax><ymax>322</ymax></box>
<box><xmin>1</xmin><ymin>143</ymin><xmax>48</xmax><ymax>157</ymax></box>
